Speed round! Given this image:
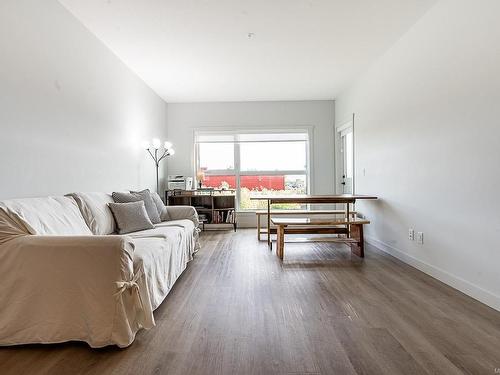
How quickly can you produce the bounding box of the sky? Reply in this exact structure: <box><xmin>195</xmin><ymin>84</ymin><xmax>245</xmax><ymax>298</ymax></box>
<box><xmin>199</xmin><ymin>141</ymin><xmax>307</xmax><ymax>171</ymax></box>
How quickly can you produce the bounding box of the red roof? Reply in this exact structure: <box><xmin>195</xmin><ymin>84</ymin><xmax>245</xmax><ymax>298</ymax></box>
<box><xmin>203</xmin><ymin>175</ymin><xmax>285</xmax><ymax>190</ymax></box>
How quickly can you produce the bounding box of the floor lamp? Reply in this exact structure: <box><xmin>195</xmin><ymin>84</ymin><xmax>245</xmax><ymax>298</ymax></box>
<box><xmin>143</xmin><ymin>138</ymin><xmax>175</xmax><ymax>194</ymax></box>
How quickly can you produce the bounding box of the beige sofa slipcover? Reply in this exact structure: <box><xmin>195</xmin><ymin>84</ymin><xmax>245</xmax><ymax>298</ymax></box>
<box><xmin>0</xmin><ymin>193</ymin><xmax>200</xmax><ymax>348</ymax></box>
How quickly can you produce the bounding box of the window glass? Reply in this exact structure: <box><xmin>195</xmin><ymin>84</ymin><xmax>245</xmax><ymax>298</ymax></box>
<box><xmin>241</xmin><ymin>175</ymin><xmax>307</xmax><ymax>210</ymax></box>
<box><xmin>196</xmin><ymin>131</ymin><xmax>309</xmax><ymax>210</ymax></box>
<box><xmin>198</xmin><ymin>143</ymin><xmax>234</xmax><ymax>171</ymax></box>
<box><xmin>240</xmin><ymin>142</ymin><xmax>307</xmax><ymax>171</ymax></box>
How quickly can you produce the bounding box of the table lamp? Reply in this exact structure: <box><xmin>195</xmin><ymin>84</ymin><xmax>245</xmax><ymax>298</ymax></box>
<box><xmin>196</xmin><ymin>169</ymin><xmax>205</xmax><ymax>189</ymax></box>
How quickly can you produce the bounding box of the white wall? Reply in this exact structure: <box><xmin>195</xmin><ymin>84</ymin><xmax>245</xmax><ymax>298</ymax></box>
<box><xmin>336</xmin><ymin>0</ymin><xmax>500</xmax><ymax>310</ymax></box>
<box><xmin>0</xmin><ymin>0</ymin><xmax>167</xmax><ymax>199</ymax></box>
<box><xmin>166</xmin><ymin>101</ymin><xmax>335</xmax><ymax>225</ymax></box>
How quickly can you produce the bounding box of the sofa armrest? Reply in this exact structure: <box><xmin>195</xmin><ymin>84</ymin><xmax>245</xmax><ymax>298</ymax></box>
<box><xmin>163</xmin><ymin>205</ymin><xmax>199</xmax><ymax>226</ymax></box>
<box><xmin>0</xmin><ymin>235</ymin><xmax>152</xmax><ymax>347</ymax></box>
<box><xmin>1</xmin><ymin>235</ymin><xmax>135</xmax><ymax>306</ymax></box>
<box><xmin>3</xmin><ymin>235</ymin><xmax>134</xmax><ymax>275</ymax></box>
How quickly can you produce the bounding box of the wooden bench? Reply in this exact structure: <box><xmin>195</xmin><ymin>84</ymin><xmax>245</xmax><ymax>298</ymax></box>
<box><xmin>255</xmin><ymin>210</ymin><xmax>357</xmax><ymax>240</ymax></box>
<box><xmin>271</xmin><ymin>217</ymin><xmax>370</xmax><ymax>260</ymax></box>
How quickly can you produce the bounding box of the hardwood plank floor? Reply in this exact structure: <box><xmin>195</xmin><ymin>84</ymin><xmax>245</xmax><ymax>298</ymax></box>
<box><xmin>1</xmin><ymin>229</ymin><xmax>499</xmax><ymax>375</ymax></box>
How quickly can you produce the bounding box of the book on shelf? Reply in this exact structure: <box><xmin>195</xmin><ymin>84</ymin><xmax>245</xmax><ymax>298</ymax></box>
<box><xmin>210</xmin><ymin>210</ymin><xmax>234</xmax><ymax>224</ymax></box>
<box><xmin>226</xmin><ymin>210</ymin><xmax>234</xmax><ymax>223</ymax></box>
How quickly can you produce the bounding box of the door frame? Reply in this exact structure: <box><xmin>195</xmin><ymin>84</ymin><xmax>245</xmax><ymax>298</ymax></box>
<box><xmin>335</xmin><ymin>113</ymin><xmax>355</xmax><ymax>195</ymax></box>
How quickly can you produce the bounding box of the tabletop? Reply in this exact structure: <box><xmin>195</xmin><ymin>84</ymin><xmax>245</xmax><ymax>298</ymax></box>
<box><xmin>250</xmin><ymin>194</ymin><xmax>378</xmax><ymax>203</ymax></box>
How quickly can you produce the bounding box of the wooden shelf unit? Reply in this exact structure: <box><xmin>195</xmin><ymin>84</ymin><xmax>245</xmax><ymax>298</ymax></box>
<box><xmin>166</xmin><ymin>189</ymin><xmax>237</xmax><ymax>231</ymax></box>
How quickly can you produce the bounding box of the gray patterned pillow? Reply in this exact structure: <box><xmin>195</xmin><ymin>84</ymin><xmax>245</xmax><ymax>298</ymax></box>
<box><xmin>151</xmin><ymin>192</ymin><xmax>170</xmax><ymax>221</ymax></box>
<box><xmin>112</xmin><ymin>190</ymin><xmax>161</xmax><ymax>224</ymax></box>
<box><xmin>130</xmin><ymin>189</ymin><xmax>170</xmax><ymax>222</ymax></box>
<box><xmin>108</xmin><ymin>201</ymin><xmax>154</xmax><ymax>234</ymax></box>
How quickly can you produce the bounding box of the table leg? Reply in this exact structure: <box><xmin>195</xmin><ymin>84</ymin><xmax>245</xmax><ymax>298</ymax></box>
<box><xmin>257</xmin><ymin>214</ymin><xmax>261</xmax><ymax>241</ymax></box>
<box><xmin>277</xmin><ymin>225</ymin><xmax>285</xmax><ymax>260</ymax></box>
<box><xmin>346</xmin><ymin>202</ymin><xmax>350</xmax><ymax>238</ymax></box>
<box><xmin>267</xmin><ymin>200</ymin><xmax>271</xmax><ymax>250</ymax></box>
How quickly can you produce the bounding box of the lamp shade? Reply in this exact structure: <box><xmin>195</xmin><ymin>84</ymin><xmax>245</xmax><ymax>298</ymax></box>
<box><xmin>152</xmin><ymin>138</ymin><xmax>161</xmax><ymax>149</ymax></box>
<box><xmin>196</xmin><ymin>169</ymin><xmax>205</xmax><ymax>180</ymax></box>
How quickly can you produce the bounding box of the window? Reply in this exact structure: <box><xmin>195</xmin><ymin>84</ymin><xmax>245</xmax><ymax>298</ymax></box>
<box><xmin>195</xmin><ymin>130</ymin><xmax>310</xmax><ymax>210</ymax></box>
<box><xmin>198</xmin><ymin>143</ymin><xmax>234</xmax><ymax>171</ymax></box>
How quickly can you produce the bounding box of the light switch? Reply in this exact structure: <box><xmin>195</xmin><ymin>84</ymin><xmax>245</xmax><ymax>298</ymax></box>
<box><xmin>417</xmin><ymin>232</ymin><xmax>424</xmax><ymax>244</ymax></box>
<box><xmin>408</xmin><ymin>228</ymin><xmax>415</xmax><ymax>240</ymax></box>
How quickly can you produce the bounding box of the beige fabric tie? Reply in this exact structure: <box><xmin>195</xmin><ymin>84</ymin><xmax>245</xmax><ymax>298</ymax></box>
<box><xmin>115</xmin><ymin>269</ymin><xmax>153</xmax><ymax>328</ymax></box>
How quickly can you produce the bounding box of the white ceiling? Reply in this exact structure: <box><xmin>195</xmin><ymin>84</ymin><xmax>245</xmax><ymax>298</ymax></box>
<box><xmin>60</xmin><ymin>0</ymin><xmax>437</xmax><ymax>102</ymax></box>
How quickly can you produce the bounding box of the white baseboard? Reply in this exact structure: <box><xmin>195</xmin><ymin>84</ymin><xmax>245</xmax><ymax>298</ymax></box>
<box><xmin>365</xmin><ymin>235</ymin><xmax>500</xmax><ymax>312</ymax></box>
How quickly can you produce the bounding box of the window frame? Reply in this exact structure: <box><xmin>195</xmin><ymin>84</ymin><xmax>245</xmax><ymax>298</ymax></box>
<box><xmin>193</xmin><ymin>127</ymin><xmax>313</xmax><ymax>211</ymax></box>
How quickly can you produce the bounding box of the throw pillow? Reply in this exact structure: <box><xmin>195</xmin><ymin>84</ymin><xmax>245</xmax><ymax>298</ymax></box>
<box><xmin>131</xmin><ymin>189</ymin><xmax>170</xmax><ymax>222</ymax></box>
<box><xmin>108</xmin><ymin>201</ymin><xmax>154</xmax><ymax>234</ymax></box>
<box><xmin>112</xmin><ymin>191</ymin><xmax>161</xmax><ymax>224</ymax></box>
<box><xmin>152</xmin><ymin>192</ymin><xmax>170</xmax><ymax>221</ymax></box>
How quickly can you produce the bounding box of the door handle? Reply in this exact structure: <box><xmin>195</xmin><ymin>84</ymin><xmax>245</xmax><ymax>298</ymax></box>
<box><xmin>341</xmin><ymin>182</ymin><xmax>346</xmax><ymax>185</ymax></box>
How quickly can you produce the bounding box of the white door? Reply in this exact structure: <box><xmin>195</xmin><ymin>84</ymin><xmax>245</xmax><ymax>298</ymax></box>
<box><xmin>339</xmin><ymin>126</ymin><xmax>354</xmax><ymax>194</ymax></box>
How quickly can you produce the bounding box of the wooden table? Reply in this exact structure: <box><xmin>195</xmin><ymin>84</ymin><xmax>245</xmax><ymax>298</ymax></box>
<box><xmin>250</xmin><ymin>194</ymin><xmax>378</xmax><ymax>249</ymax></box>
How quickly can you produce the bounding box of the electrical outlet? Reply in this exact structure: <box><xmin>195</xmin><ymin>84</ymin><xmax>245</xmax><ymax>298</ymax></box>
<box><xmin>417</xmin><ymin>232</ymin><xmax>424</xmax><ymax>244</ymax></box>
<box><xmin>408</xmin><ymin>228</ymin><xmax>415</xmax><ymax>240</ymax></box>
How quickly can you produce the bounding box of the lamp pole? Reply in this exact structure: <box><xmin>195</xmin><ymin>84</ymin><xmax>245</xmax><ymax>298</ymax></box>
<box><xmin>144</xmin><ymin>139</ymin><xmax>175</xmax><ymax>194</ymax></box>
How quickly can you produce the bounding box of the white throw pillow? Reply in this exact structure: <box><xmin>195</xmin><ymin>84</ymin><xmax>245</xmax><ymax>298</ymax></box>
<box><xmin>0</xmin><ymin>196</ymin><xmax>92</xmax><ymax>236</ymax></box>
<box><xmin>67</xmin><ymin>192</ymin><xmax>116</xmax><ymax>235</ymax></box>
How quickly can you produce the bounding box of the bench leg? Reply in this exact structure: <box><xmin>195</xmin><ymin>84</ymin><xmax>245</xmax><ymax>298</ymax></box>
<box><xmin>346</xmin><ymin>202</ymin><xmax>350</xmax><ymax>237</ymax></box>
<box><xmin>276</xmin><ymin>225</ymin><xmax>285</xmax><ymax>260</ymax></box>
<box><xmin>267</xmin><ymin>201</ymin><xmax>272</xmax><ymax>250</ymax></box>
<box><xmin>257</xmin><ymin>214</ymin><xmax>261</xmax><ymax>241</ymax></box>
<box><xmin>349</xmin><ymin>223</ymin><xmax>364</xmax><ymax>258</ymax></box>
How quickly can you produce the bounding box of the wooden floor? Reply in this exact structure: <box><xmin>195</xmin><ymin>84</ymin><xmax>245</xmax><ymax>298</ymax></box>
<box><xmin>1</xmin><ymin>229</ymin><xmax>500</xmax><ymax>375</ymax></box>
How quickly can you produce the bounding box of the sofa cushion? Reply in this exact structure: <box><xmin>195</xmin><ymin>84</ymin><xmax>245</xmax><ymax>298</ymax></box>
<box><xmin>131</xmin><ymin>225</ymin><xmax>195</xmax><ymax>310</ymax></box>
<box><xmin>155</xmin><ymin>219</ymin><xmax>195</xmax><ymax>231</ymax></box>
<box><xmin>67</xmin><ymin>192</ymin><xmax>116</xmax><ymax>235</ymax></box>
<box><xmin>112</xmin><ymin>191</ymin><xmax>161</xmax><ymax>224</ymax></box>
<box><xmin>151</xmin><ymin>192</ymin><xmax>170</xmax><ymax>221</ymax></box>
<box><xmin>0</xmin><ymin>196</ymin><xmax>92</xmax><ymax>236</ymax></box>
<box><xmin>108</xmin><ymin>201</ymin><xmax>154</xmax><ymax>234</ymax></box>
<box><xmin>127</xmin><ymin>219</ymin><xmax>194</xmax><ymax>238</ymax></box>
<box><xmin>130</xmin><ymin>189</ymin><xmax>169</xmax><ymax>221</ymax></box>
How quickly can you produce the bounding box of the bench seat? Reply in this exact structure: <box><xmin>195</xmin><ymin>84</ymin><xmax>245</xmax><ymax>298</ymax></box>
<box><xmin>271</xmin><ymin>217</ymin><xmax>369</xmax><ymax>260</ymax></box>
<box><xmin>255</xmin><ymin>209</ymin><xmax>357</xmax><ymax>240</ymax></box>
<box><xmin>270</xmin><ymin>217</ymin><xmax>369</xmax><ymax>226</ymax></box>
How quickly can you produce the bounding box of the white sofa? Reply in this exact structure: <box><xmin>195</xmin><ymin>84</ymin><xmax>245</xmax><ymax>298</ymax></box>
<box><xmin>0</xmin><ymin>192</ymin><xmax>200</xmax><ymax>348</ymax></box>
